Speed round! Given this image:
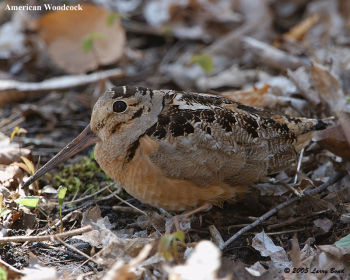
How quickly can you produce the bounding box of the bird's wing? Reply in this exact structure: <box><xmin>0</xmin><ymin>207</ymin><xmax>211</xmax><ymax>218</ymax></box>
<box><xmin>143</xmin><ymin>91</ymin><xmax>326</xmax><ymax>186</ymax></box>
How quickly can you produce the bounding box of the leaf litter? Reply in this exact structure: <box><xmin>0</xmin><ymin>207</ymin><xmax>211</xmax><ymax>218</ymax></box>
<box><xmin>0</xmin><ymin>0</ymin><xmax>350</xmax><ymax>279</ymax></box>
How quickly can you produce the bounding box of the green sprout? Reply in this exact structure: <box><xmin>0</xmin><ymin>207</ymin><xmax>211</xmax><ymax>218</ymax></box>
<box><xmin>158</xmin><ymin>231</ymin><xmax>185</xmax><ymax>261</ymax></box>
<box><xmin>58</xmin><ymin>186</ymin><xmax>67</xmax><ymax>233</ymax></box>
<box><xmin>190</xmin><ymin>54</ymin><xmax>214</xmax><ymax>73</ymax></box>
<box><xmin>82</xmin><ymin>32</ymin><xmax>105</xmax><ymax>53</ymax></box>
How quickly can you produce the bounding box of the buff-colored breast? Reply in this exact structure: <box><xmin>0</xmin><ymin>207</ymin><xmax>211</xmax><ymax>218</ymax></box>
<box><xmin>95</xmin><ymin>135</ymin><xmax>247</xmax><ymax>210</ymax></box>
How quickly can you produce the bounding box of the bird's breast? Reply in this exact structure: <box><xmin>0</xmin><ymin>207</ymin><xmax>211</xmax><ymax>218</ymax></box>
<box><xmin>94</xmin><ymin>135</ymin><xmax>245</xmax><ymax>210</ymax></box>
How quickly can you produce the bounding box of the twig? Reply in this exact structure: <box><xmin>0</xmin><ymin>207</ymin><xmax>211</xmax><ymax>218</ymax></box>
<box><xmin>55</xmin><ymin>236</ymin><xmax>98</xmax><ymax>265</ymax></box>
<box><xmin>62</xmin><ymin>183</ymin><xmax>116</xmax><ymax>206</ymax></box>
<box><xmin>61</xmin><ymin>190</ymin><xmax>121</xmax><ymax>215</ymax></box>
<box><xmin>242</xmin><ymin>36</ymin><xmax>307</xmax><ymax>71</ymax></box>
<box><xmin>107</xmin><ymin>186</ymin><xmax>148</xmax><ymax>216</ymax></box>
<box><xmin>0</xmin><ymin>68</ymin><xmax>124</xmax><ymax>106</ymax></box>
<box><xmin>209</xmin><ymin>225</ymin><xmax>224</xmax><ymax>248</ymax></box>
<box><xmin>112</xmin><ymin>206</ymin><xmax>145</xmax><ymax>215</ymax></box>
<box><xmin>0</xmin><ymin>257</ymin><xmax>25</xmax><ymax>275</ymax></box>
<box><xmin>220</xmin><ymin>171</ymin><xmax>345</xmax><ymax>250</ymax></box>
<box><xmin>0</xmin><ymin>68</ymin><xmax>123</xmax><ymax>92</ymax></box>
<box><xmin>294</xmin><ymin>148</ymin><xmax>305</xmax><ymax>184</ymax></box>
<box><xmin>0</xmin><ymin>225</ymin><xmax>93</xmax><ymax>244</ymax></box>
<box><xmin>265</xmin><ymin>227</ymin><xmax>311</xmax><ymax>236</ymax></box>
<box><xmin>267</xmin><ymin>209</ymin><xmax>330</xmax><ymax>230</ymax></box>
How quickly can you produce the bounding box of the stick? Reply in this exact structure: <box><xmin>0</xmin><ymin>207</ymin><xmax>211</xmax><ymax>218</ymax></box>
<box><xmin>0</xmin><ymin>225</ymin><xmax>93</xmax><ymax>244</ymax></box>
<box><xmin>0</xmin><ymin>68</ymin><xmax>124</xmax><ymax>106</ymax></box>
<box><xmin>0</xmin><ymin>257</ymin><xmax>25</xmax><ymax>275</ymax></box>
<box><xmin>242</xmin><ymin>37</ymin><xmax>307</xmax><ymax>71</ymax></box>
<box><xmin>220</xmin><ymin>171</ymin><xmax>345</xmax><ymax>250</ymax></box>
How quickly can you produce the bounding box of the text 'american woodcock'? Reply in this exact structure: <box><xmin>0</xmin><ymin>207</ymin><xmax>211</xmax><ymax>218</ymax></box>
<box><xmin>24</xmin><ymin>86</ymin><xmax>329</xmax><ymax>210</ymax></box>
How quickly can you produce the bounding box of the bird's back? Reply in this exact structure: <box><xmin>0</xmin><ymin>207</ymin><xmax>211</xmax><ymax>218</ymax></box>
<box><xmin>140</xmin><ymin>91</ymin><xmax>328</xmax><ymax>187</ymax></box>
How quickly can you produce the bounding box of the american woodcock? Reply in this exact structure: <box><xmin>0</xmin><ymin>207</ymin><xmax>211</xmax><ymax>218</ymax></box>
<box><xmin>24</xmin><ymin>86</ymin><xmax>329</xmax><ymax>210</ymax></box>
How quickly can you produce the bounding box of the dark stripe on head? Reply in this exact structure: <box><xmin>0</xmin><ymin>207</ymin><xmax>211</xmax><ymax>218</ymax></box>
<box><xmin>131</xmin><ymin>108</ymin><xmax>144</xmax><ymax>119</ymax></box>
<box><xmin>110</xmin><ymin>86</ymin><xmax>138</xmax><ymax>98</ymax></box>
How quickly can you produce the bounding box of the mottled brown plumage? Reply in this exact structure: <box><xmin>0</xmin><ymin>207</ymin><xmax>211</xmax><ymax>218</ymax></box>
<box><xmin>24</xmin><ymin>86</ymin><xmax>329</xmax><ymax>210</ymax></box>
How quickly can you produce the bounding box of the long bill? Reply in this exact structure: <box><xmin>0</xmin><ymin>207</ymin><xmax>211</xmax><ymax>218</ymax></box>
<box><xmin>23</xmin><ymin>125</ymin><xmax>98</xmax><ymax>188</ymax></box>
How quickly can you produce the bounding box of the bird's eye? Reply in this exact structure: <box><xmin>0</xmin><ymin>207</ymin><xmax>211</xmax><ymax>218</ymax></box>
<box><xmin>113</xmin><ymin>100</ymin><xmax>128</xmax><ymax>113</ymax></box>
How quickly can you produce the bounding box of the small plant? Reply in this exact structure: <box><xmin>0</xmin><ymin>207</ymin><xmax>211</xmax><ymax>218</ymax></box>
<box><xmin>15</xmin><ymin>156</ymin><xmax>39</xmax><ymax>193</ymax></box>
<box><xmin>0</xmin><ymin>266</ymin><xmax>8</xmax><ymax>280</ymax></box>
<box><xmin>158</xmin><ymin>231</ymin><xmax>185</xmax><ymax>261</ymax></box>
<box><xmin>106</xmin><ymin>12</ymin><xmax>121</xmax><ymax>25</ymax></box>
<box><xmin>10</xmin><ymin>126</ymin><xmax>26</xmax><ymax>141</ymax></box>
<box><xmin>47</xmin><ymin>155</ymin><xmax>111</xmax><ymax>194</ymax></box>
<box><xmin>190</xmin><ymin>54</ymin><xmax>214</xmax><ymax>73</ymax></box>
<box><xmin>82</xmin><ymin>32</ymin><xmax>105</xmax><ymax>53</ymax></box>
<box><xmin>57</xmin><ymin>186</ymin><xmax>67</xmax><ymax>233</ymax></box>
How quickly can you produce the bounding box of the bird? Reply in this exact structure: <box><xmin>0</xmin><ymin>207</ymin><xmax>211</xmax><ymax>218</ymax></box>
<box><xmin>23</xmin><ymin>86</ymin><xmax>330</xmax><ymax>211</ymax></box>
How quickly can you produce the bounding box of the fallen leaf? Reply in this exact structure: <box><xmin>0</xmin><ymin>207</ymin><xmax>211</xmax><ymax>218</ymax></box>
<box><xmin>280</xmin><ymin>14</ymin><xmax>320</xmax><ymax>43</ymax></box>
<box><xmin>15</xmin><ymin>196</ymin><xmax>40</xmax><ymax>208</ymax></box>
<box><xmin>0</xmin><ymin>132</ymin><xmax>31</xmax><ymax>165</ymax></box>
<box><xmin>38</xmin><ymin>4</ymin><xmax>126</xmax><ymax>74</ymax></box>
<box><xmin>221</xmin><ymin>84</ymin><xmax>270</xmax><ymax>108</ymax></box>
<box><xmin>167</xmin><ymin>241</ymin><xmax>221</xmax><ymax>280</ymax></box>
<box><xmin>245</xmin><ymin>262</ymin><xmax>267</xmax><ymax>277</ymax></box>
<box><xmin>102</xmin><ymin>244</ymin><xmax>152</xmax><ymax>280</ymax></box>
<box><xmin>79</xmin><ymin>206</ymin><xmax>155</xmax><ymax>265</ymax></box>
<box><xmin>252</xmin><ymin>231</ymin><xmax>290</xmax><ymax>270</ymax></box>
<box><xmin>313</xmin><ymin>218</ymin><xmax>333</xmax><ymax>233</ymax></box>
<box><xmin>314</xmin><ymin>125</ymin><xmax>350</xmax><ymax>160</ymax></box>
<box><xmin>0</xmin><ymin>11</ymin><xmax>29</xmax><ymax>59</ymax></box>
<box><xmin>311</xmin><ymin>62</ymin><xmax>350</xmax><ymax>146</ymax></box>
<box><xmin>311</xmin><ymin>62</ymin><xmax>343</xmax><ymax>109</ymax></box>
<box><xmin>0</xmin><ymin>165</ymin><xmax>24</xmax><ymax>189</ymax></box>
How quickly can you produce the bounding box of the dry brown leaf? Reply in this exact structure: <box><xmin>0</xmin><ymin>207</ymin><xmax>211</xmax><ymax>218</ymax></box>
<box><xmin>311</xmin><ymin>62</ymin><xmax>350</xmax><ymax>146</ymax></box>
<box><xmin>0</xmin><ymin>147</ymin><xmax>31</xmax><ymax>165</ymax></box>
<box><xmin>252</xmin><ymin>231</ymin><xmax>290</xmax><ymax>270</ymax></box>
<box><xmin>167</xmin><ymin>241</ymin><xmax>221</xmax><ymax>280</ymax></box>
<box><xmin>339</xmin><ymin>0</ymin><xmax>350</xmax><ymax>30</ymax></box>
<box><xmin>315</xmin><ymin>125</ymin><xmax>350</xmax><ymax>160</ymax></box>
<box><xmin>0</xmin><ymin>165</ymin><xmax>24</xmax><ymax>189</ymax></box>
<box><xmin>37</xmin><ymin>4</ymin><xmax>125</xmax><ymax>74</ymax></box>
<box><xmin>221</xmin><ymin>84</ymin><xmax>270</xmax><ymax>108</ymax></box>
<box><xmin>102</xmin><ymin>244</ymin><xmax>152</xmax><ymax>280</ymax></box>
<box><xmin>313</xmin><ymin>218</ymin><xmax>333</xmax><ymax>233</ymax></box>
<box><xmin>274</xmin><ymin>14</ymin><xmax>320</xmax><ymax>47</ymax></box>
<box><xmin>311</xmin><ymin>62</ymin><xmax>342</xmax><ymax>108</ymax></box>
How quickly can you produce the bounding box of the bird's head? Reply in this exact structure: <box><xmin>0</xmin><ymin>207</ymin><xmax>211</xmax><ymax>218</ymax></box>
<box><xmin>22</xmin><ymin>86</ymin><xmax>164</xmax><ymax>188</ymax></box>
<box><xmin>91</xmin><ymin>86</ymin><xmax>163</xmax><ymax>145</ymax></box>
